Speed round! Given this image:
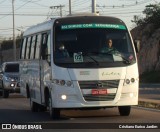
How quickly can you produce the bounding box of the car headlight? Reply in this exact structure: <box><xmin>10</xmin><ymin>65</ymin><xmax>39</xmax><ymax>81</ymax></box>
<box><xmin>4</xmin><ymin>76</ymin><xmax>15</xmax><ymax>81</ymax></box>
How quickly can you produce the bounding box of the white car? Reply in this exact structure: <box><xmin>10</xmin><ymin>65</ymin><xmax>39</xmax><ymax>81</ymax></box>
<box><xmin>0</xmin><ymin>62</ymin><xmax>20</xmax><ymax>98</ymax></box>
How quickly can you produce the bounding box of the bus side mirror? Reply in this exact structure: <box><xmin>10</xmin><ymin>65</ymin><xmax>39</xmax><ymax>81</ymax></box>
<box><xmin>134</xmin><ymin>40</ymin><xmax>140</xmax><ymax>53</ymax></box>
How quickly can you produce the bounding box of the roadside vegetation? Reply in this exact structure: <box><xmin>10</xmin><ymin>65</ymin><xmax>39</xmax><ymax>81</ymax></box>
<box><xmin>0</xmin><ymin>36</ymin><xmax>21</xmax><ymax>51</ymax></box>
<box><xmin>132</xmin><ymin>3</ymin><xmax>160</xmax><ymax>84</ymax></box>
<box><xmin>132</xmin><ymin>3</ymin><xmax>160</xmax><ymax>29</ymax></box>
<box><xmin>140</xmin><ymin>70</ymin><xmax>160</xmax><ymax>83</ymax></box>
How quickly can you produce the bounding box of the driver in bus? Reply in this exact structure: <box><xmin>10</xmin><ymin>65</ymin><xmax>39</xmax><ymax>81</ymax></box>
<box><xmin>101</xmin><ymin>39</ymin><xmax>118</xmax><ymax>54</ymax></box>
<box><xmin>55</xmin><ymin>43</ymin><xmax>69</xmax><ymax>59</ymax></box>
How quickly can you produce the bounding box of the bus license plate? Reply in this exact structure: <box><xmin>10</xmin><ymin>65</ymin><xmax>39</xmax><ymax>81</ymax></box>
<box><xmin>92</xmin><ymin>89</ymin><xmax>107</xmax><ymax>95</ymax></box>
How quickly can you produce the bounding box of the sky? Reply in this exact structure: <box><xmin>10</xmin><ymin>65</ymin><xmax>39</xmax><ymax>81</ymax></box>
<box><xmin>0</xmin><ymin>0</ymin><xmax>159</xmax><ymax>39</ymax></box>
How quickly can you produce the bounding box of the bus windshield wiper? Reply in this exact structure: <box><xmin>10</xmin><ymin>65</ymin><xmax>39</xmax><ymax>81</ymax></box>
<box><xmin>83</xmin><ymin>52</ymin><xmax>99</xmax><ymax>65</ymax></box>
<box><xmin>100</xmin><ymin>51</ymin><xmax>131</xmax><ymax>64</ymax></box>
<box><xmin>114</xmin><ymin>54</ymin><xmax>131</xmax><ymax>64</ymax></box>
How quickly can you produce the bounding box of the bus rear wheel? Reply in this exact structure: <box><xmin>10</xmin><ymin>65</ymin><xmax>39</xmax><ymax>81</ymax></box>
<box><xmin>30</xmin><ymin>98</ymin><xmax>39</xmax><ymax>112</ymax></box>
<box><xmin>118</xmin><ymin>106</ymin><xmax>131</xmax><ymax>116</ymax></box>
<box><xmin>48</xmin><ymin>94</ymin><xmax>60</xmax><ymax>119</ymax></box>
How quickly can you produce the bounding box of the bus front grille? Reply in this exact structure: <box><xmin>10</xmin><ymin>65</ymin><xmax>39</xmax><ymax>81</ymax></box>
<box><xmin>78</xmin><ymin>80</ymin><xmax>119</xmax><ymax>101</ymax></box>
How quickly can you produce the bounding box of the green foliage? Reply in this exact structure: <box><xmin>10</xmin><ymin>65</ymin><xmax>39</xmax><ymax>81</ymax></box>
<box><xmin>1</xmin><ymin>37</ymin><xmax>21</xmax><ymax>50</ymax></box>
<box><xmin>140</xmin><ymin>70</ymin><xmax>160</xmax><ymax>83</ymax></box>
<box><xmin>132</xmin><ymin>3</ymin><xmax>160</xmax><ymax>28</ymax></box>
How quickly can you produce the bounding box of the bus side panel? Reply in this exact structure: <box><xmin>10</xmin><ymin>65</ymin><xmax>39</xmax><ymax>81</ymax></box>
<box><xmin>19</xmin><ymin>60</ymin><xmax>30</xmax><ymax>97</ymax></box>
<box><xmin>27</xmin><ymin>60</ymin><xmax>42</xmax><ymax>104</ymax></box>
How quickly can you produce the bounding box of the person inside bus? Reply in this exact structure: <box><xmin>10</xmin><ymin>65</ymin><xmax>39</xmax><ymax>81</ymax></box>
<box><xmin>100</xmin><ymin>39</ymin><xmax>118</xmax><ymax>54</ymax></box>
<box><xmin>55</xmin><ymin>43</ymin><xmax>69</xmax><ymax>59</ymax></box>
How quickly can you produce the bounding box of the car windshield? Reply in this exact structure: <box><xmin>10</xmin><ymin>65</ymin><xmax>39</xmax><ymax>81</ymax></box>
<box><xmin>54</xmin><ymin>22</ymin><xmax>136</xmax><ymax>68</ymax></box>
<box><xmin>5</xmin><ymin>64</ymin><xmax>19</xmax><ymax>72</ymax></box>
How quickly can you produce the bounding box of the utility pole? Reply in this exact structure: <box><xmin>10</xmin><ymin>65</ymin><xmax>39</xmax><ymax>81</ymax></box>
<box><xmin>12</xmin><ymin>0</ymin><xmax>16</xmax><ymax>61</ymax></box>
<box><xmin>0</xmin><ymin>41</ymin><xmax>2</xmax><ymax>64</ymax></box>
<box><xmin>50</xmin><ymin>5</ymin><xmax>65</xmax><ymax>17</ymax></box>
<box><xmin>69</xmin><ymin>0</ymin><xmax>72</xmax><ymax>15</ymax></box>
<box><xmin>92</xmin><ymin>0</ymin><xmax>96</xmax><ymax>13</ymax></box>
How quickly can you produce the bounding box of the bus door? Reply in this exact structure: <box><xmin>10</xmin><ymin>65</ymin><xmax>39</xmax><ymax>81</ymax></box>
<box><xmin>39</xmin><ymin>32</ymin><xmax>51</xmax><ymax>104</ymax></box>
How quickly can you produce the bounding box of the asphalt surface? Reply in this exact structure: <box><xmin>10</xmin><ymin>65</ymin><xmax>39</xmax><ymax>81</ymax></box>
<box><xmin>0</xmin><ymin>83</ymin><xmax>159</xmax><ymax>109</ymax></box>
<box><xmin>139</xmin><ymin>83</ymin><xmax>160</xmax><ymax>109</ymax></box>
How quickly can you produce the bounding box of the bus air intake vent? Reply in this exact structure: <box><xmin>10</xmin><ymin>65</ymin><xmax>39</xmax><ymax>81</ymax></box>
<box><xmin>78</xmin><ymin>80</ymin><xmax>119</xmax><ymax>101</ymax></box>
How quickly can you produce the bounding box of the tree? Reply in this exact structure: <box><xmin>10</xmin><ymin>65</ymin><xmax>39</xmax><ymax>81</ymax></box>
<box><xmin>132</xmin><ymin>3</ymin><xmax>160</xmax><ymax>28</ymax></box>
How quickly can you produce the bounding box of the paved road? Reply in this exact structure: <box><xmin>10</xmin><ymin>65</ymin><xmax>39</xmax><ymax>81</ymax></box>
<box><xmin>0</xmin><ymin>95</ymin><xmax>159</xmax><ymax>125</ymax></box>
<box><xmin>0</xmin><ymin>85</ymin><xmax>159</xmax><ymax>131</ymax></box>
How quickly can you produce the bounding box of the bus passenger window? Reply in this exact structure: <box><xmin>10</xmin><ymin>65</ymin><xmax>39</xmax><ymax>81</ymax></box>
<box><xmin>41</xmin><ymin>33</ymin><xmax>51</xmax><ymax>63</ymax></box>
<box><xmin>35</xmin><ymin>34</ymin><xmax>41</xmax><ymax>59</ymax></box>
<box><xmin>21</xmin><ymin>38</ymin><xmax>27</xmax><ymax>59</ymax></box>
<box><xmin>26</xmin><ymin>37</ymin><xmax>32</xmax><ymax>59</ymax></box>
<box><xmin>30</xmin><ymin>35</ymin><xmax>36</xmax><ymax>59</ymax></box>
<box><xmin>46</xmin><ymin>34</ymin><xmax>51</xmax><ymax>63</ymax></box>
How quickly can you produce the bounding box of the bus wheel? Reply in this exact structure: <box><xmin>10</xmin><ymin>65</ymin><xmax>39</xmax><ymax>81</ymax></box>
<box><xmin>3</xmin><ymin>90</ymin><xmax>9</xmax><ymax>98</ymax></box>
<box><xmin>30</xmin><ymin>97</ymin><xmax>39</xmax><ymax>112</ymax></box>
<box><xmin>0</xmin><ymin>91</ymin><xmax>3</xmax><ymax>96</ymax></box>
<box><xmin>39</xmin><ymin>105</ymin><xmax>47</xmax><ymax>112</ymax></box>
<box><xmin>118</xmin><ymin>106</ymin><xmax>131</xmax><ymax>116</ymax></box>
<box><xmin>48</xmin><ymin>94</ymin><xmax>60</xmax><ymax>119</ymax></box>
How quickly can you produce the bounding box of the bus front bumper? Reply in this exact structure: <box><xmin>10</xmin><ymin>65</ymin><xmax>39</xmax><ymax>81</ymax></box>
<box><xmin>51</xmin><ymin>92</ymin><xmax>138</xmax><ymax>108</ymax></box>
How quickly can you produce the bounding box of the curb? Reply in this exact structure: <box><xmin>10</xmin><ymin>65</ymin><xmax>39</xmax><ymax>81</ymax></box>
<box><xmin>138</xmin><ymin>100</ymin><xmax>160</xmax><ymax>110</ymax></box>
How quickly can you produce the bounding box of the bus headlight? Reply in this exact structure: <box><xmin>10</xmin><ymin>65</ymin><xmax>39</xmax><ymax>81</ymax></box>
<box><xmin>124</xmin><ymin>78</ymin><xmax>137</xmax><ymax>85</ymax></box>
<box><xmin>53</xmin><ymin>79</ymin><xmax>59</xmax><ymax>84</ymax></box>
<box><xmin>66</xmin><ymin>81</ymin><xmax>72</xmax><ymax>87</ymax></box>
<box><xmin>126</xmin><ymin>79</ymin><xmax>130</xmax><ymax>84</ymax></box>
<box><xmin>60</xmin><ymin>80</ymin><xmax>65</xmax><ymax>85</ymax></box>
<box><xmin>131</xmin><ymin>78</ymin><xmax>135</xmax><ymax>83</ymax></box>
<box><xmin>53</xmin><ymin>79</ymin><xmax>73</xmax><ymax>87</ymax></box>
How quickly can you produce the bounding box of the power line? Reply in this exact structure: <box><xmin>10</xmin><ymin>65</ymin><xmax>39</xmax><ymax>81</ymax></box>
<box><xmin>0</xmin><ymin>13</ymin><xmax>56</xmax><ymax>16</ymax></box>
<box><xmin>50</xmin><ymin>5</ymin><xmax>65</xmax><ymax>17</ymax></box>
<box><xmin>97</xmin><ymin>0</ymin><xmax>152</xmax><ymax>9</ymax></box>
<box><xmin>0</xmin><ymin>0</ymin><xmax>34</xmax><ymax>20</ymax></box>
<box><xmin>20</xmin><ymin>0</ymin><xmax>49</xmax><ymax>7</ymax></box>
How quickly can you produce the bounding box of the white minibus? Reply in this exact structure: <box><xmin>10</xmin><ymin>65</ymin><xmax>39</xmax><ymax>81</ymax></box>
<box><xmin>19</xmin><ymin>14</ymin><xmax>139</xmax><ymax>119</ymax></box>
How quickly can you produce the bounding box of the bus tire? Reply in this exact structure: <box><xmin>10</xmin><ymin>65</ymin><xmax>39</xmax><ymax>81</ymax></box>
<box><xmin>0</xmin><ymin>90</ymin><xmax>3</xmax><ymax>96</ymax></box>
<box><xmin>118</xmin><ymin>106</ymin><xmax>131</xmax><ymax>116</ymax></box>
<box><xmin>48</xmin><ymin>93</ymin><xmax>60</xmax><ymax>119</ymax></box>
<box><xmin>3</xmin><ymin>90</ymin><xmax>9</xmax><ymax>98</ymax></box>
<box><xmin>39</xmin><ymin>105</ymin><xmax>47</xmax><ymax>112</ymax></box>
<box><xmin>30</xmin><ymin>98</ymin><xmax>39</xmax><ymax>112</ymax></box>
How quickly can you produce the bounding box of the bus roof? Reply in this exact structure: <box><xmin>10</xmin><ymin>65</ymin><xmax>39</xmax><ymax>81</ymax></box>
<box><xmin>23</xmin><ymin>15</ymin><xmax>126</xmax><ymax>36</ymax></box>
<box><xmin>23</xmin><ymin>19</ymin><xmax>55</xmax><ymax>36</ymax></box>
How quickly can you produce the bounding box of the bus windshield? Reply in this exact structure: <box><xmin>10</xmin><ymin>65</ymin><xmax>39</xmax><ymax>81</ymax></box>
<box><xmin>54</xmin><ymin>23</ymin><xmax>136</xmax><ymax>68</ymax></box>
